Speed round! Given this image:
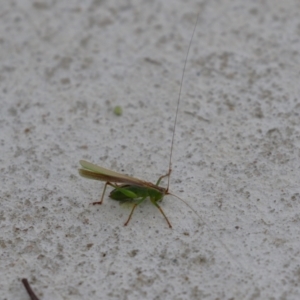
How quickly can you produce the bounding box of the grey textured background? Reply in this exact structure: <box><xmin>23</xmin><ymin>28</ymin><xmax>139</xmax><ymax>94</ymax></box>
<box><xmin>1</xmin><ymin>0</ymin><xmax>300</xmax><ymax>299</ymax></box>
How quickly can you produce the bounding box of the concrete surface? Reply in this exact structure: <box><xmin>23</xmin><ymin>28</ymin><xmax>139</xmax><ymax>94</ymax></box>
<box><xmin>1</xmin><ymin>0</ymin><xmax>300</xmax><ymax>299</ymax></box>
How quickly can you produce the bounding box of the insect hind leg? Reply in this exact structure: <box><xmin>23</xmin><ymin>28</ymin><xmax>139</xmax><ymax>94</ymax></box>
<box><xmin>150</xmin><ymin>198</ymin><xmax>172</xmax><ymax>228</ymax></box>
<box><xmin>124</xmin><ymin>196</ymin><xmax>147</xmax><ymax>226</ymax></box>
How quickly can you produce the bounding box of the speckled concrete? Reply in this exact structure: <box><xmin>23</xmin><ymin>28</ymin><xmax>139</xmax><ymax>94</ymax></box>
<box><xmin>1</xmin><ymin>0</ymin><xmax>300</xmax><ymax>299</ymax></box>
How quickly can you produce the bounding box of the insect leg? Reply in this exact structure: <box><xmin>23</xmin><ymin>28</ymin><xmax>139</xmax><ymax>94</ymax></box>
<box><xmin>155</xmin><ymin>171</ymin><xmax>171</xmax><ymax>186</ymax></box>
<box><xmin>92</xmin><ymin>182</ymin><xmax>116</xmax><ymax>205</ymax></box>
<box><xmin>150</xmin><ymin>198</ymin><xmax>172</xmax><ymax>228</ymax></box>
<box><xmin>124</xmin><ymin>196</ymin><xmax>147</xmax><ymax>226</ymax></box>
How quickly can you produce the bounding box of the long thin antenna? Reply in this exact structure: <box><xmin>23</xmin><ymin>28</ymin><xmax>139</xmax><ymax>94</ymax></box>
<box><xmin>170</xmin><ymin>192</ymin><xmax>255</xmax><ymax>298</ymax></box>
<box><xmin>167</xmin><ymin>13</ymin><xmax>200</xmax><ymax>191</ymax></box>
<box><xmin>170</xmin><ymin>193</ymin><xmax>247</xmax><ymax>274</ymax></box>
<box><xmin>166</xmin><ymin>1</ymin><xmax>239</xmax><ymax>191</ymax></box>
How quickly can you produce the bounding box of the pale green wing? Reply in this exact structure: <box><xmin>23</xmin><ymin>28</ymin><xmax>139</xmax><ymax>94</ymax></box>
<box><xmin>79</xmin><ymin>160</ymin><xmax>144</xmax><ymax>182</ymax></box>
<box><xmin>79</xmin><ymin>160</ymin><xmax>166</xmax><ymax>192</ymax></box>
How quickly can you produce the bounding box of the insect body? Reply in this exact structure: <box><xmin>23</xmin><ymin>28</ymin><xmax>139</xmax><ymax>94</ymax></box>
<box><xmin>79</xmin><ymin>160</ymin><xmax>172</xmax><ymax>227</ymax></box>
<box><xmin>79</xmin><ymin>14</ymin><xmax>200</xmax><ymax>228</ymax></box>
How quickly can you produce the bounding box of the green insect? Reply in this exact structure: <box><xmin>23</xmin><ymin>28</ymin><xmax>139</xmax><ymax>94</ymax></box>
<box><xmin>78</xmin><ymin>14</ymin><xmax>200</xmax><ymax>228</ymax></box>
<box><xmin>79</xmin><ymin>160</ymin><xmax>174</xmax><ymax>227</ymax></box>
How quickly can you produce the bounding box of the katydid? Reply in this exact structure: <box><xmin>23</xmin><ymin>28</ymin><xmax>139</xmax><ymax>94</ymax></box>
<box><xmin>78</xmin><ymin>14</ymin><xmax>200</xmax><ymax>228</ymax></box>
<box><xmin>78</xmin><ymin>8</ymin><xmax>256</xmax><ymax>297</ymax></box>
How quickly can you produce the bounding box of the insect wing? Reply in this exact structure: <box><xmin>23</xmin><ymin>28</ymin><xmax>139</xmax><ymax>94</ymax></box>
<box><xmin>80</xmin><ymin>160</ymin><xmax>143</xmax><ymax>182</ymax></box>
<box><xmin>79</xmin><ymin>167</ymin><xmax>149</xmax><ymax>187</ymax></box>
<box><xmin>79</xmin><ymin>169</ymin><xmax>135</xmax><ymax>183</ymax></box>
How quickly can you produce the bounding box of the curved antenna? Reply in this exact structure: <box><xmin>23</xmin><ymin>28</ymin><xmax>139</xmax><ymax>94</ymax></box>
<box><xmin>169</xmin><ymin>193</ymin><xmax>244</xmax><ymax>269</ymax></box>
<box><xmin>169</xmin><ymin>192</ymin><xmax>255</xmax><ymax>297</ymax></box>
<box><xmin>166</xmin><ymin>13</ymin><xmax>200</xmax><ymax>192</ymax></box>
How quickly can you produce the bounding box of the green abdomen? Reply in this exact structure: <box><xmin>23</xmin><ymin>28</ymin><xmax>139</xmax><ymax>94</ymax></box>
<box><xmin>109</xmin><ymin>185</ymin><xmax>163</xmax><ymax>203</ymax></box>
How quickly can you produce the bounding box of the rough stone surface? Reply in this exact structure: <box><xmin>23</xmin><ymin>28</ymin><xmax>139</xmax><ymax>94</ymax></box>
<box><xmin>1</xmin><ymin>0</ymin><xmax>300</xmax><ymax>299</ymax></box>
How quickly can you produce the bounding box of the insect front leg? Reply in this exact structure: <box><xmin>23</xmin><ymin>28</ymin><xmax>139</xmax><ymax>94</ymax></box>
<box><xmin>92</xmin><ymin>182</ymin><xmax>117</xmax><ymax>205</ymax></box>
<box><xmin>155</xmin><ymin>171</ymin><xmax>170</xmax><ymax>186</ymax></box>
